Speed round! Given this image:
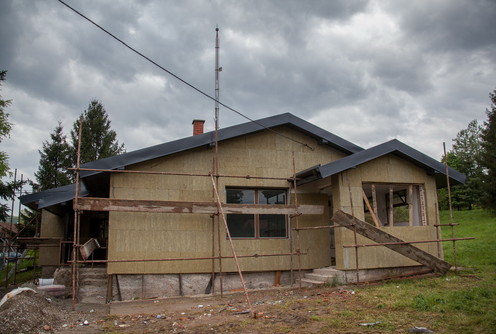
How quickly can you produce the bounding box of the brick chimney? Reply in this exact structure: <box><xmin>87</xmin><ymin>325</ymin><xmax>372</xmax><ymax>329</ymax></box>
<box><xmin>192</xmin><ymin>119</ymin><xmax>205</xmax><ymax>136</ymax></box>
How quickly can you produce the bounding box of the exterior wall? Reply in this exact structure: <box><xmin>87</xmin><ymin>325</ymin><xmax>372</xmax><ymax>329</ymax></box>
<box><xmin>39</xmin><ymin>209</ymin><xmax>64</xmax><ymax>267</ymax></box>
<box><xmin>107</xmin><ymin>127</ymin><xmax>345</xmax><ymax>274</ymax></box>
<box><xmin>333</xmin><ymin>154</ymin><xmax>441</xmax><ymax>270</ymax></box>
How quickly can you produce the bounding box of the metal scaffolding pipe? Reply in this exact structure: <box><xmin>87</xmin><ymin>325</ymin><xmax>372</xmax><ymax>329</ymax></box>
<box><xmin>67</xmin><ymin>252</ymin><xmax>306</xmax><ymax>264</ymax></box>
<box><xmin>70</xmin><ymin>167</ymin><xmax>298</xmax><ymax>181</ymax></box>
<box><xmin>343</xmin><ymin>237</ymin><xmax>475</xmax><ymax>248</ymax></box>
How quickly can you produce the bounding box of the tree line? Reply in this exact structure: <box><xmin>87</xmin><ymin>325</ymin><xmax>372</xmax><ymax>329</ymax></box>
<box><xmin>1</xmin><ymin>70</ymin><xmax>124</xmax><ymax>232</ymax></box>
<box><xmin>34</xmin><ymin>99</ymin><xmax>125</xmax><ymax>191</ymax></box>
<box><xmin>439</xmin><ymin>89</ymin><xmax>496</xmax><ymax>212</ymax></box>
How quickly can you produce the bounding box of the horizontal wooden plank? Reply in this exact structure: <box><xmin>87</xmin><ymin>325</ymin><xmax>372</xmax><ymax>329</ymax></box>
<box><xmin>76</xmin><ymin>197</ymin><xmax>323</xmax><ymax>215</ymax></box>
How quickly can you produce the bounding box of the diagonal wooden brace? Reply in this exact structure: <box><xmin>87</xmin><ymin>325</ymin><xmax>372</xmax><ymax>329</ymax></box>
<box><xmin>331</xmin><ymin>210</ymin><xmax>451</xmax><ymax>274</ymax></box>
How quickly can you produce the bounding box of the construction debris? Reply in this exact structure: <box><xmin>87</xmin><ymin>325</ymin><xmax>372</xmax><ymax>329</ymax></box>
<box><xmin>0</xmin><ymin>288</ymin><xmax>61</xmax><ymax>334</ymax></box>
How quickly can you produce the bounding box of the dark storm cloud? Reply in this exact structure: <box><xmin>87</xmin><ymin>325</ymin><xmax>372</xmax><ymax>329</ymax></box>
<box><xmin>386</xmin><ymin>0</ymin><xmax>496</xmax><ymax>53</ymax></box>
<box><xmin>0</xmin><ymin>0</ymin><xmax>495</xmax><ymax>190</ymax></box>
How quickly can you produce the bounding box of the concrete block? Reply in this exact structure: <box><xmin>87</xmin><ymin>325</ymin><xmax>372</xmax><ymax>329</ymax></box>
<box><xmin>180</xmin><ymin>274</ymin><xmax>211</xmax><ymax>295</ymax></box>
<box><xmin>143</xmin><ymin>275</ymin><xmax>180</xmax><ymax>298</ymax></box>
<box><xmin>113</xmin><ymin>274</ymin><xmax>144</xmax><ymax>301</ymax></box>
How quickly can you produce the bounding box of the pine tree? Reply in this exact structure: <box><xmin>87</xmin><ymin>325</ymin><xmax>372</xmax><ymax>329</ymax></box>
<box><xmin>480</xmin><ymin>89</ymin><xmax>496</xmax><ymax>212</ymax></box>
<box><xmin>35</xmin><ymin>122</ymin><xmax>72</xmax><ymax>190</ymax></box>
<box><xmin>0</xmin><ymin>70</ymin><xmax>23</xmax><ymax>222</ymax></box>
<box><xmin>70</xmin><ymin>100</ymin><xmax>125</xmax><ymax>165</ymax></box>
<box><xmin>0</xmin><ymin>71</ymin><xmax>12</xmax><ymax>180</ymax></box>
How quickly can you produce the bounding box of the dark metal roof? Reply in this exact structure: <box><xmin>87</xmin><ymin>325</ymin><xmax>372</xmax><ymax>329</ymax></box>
<box><xmin>19</xmin><ymin>183</ymin><xmax>89</xmax><ymax>212</ymax></box>
<box><xmin>297</xmin><ymin>139</ymin><xmax>466</xmax><ymax>187</ymax></box>
<box><xmin>20</xmin><ymin>113</ymin><xmax>363</xmax><ymax>210</ymax></box>
<box><xmin>79</xmin><ymin>112</ymin><xmax>363</xmax><ymax>178</ymax></box>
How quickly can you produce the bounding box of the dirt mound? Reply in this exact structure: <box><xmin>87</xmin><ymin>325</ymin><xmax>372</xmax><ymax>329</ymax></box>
<box><xmin>0</xmin><ymin>289</ymin><xmax>62</xmax><ymax>334</ymax></box>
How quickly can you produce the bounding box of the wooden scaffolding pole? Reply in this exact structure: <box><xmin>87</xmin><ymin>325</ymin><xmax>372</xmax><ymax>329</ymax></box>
<box><xmin>362</xmin><ymin>190</ymin><xmax>381</xmax><ymax>227</ymax></box>
<box><xmin>408</xmin><ymin>185</ymin><xmax>414</xmax><ymax>227</ymax></box>
<box><xmin>292</xmin><ymin>153</ymin><xmax>302</xmax><ymax>288</ymax></box>
<box><xmin>348</xmin><ymin>183</ymin><xmax>360</xmax><ymax>284</ymax></box>
<box><xmin>210</xmin><ymin>173</ymin><xmax>255</xmax><ymax>317</ymax></box>
<box><xmin>71</xmin><ymin>116</ymin><xmax>83</xmax><ymax>310</ymax></box>
<box><xmin>388</xmin><ymin>185</ymin><xmax>394</xmax><ymax>226</ymax></box>
<box><xmin>443</xmin><ymin>142</ymin><xmax>457</xmax><ymax>273</ymax></box>
<box><xmin>434</xmin><ymin>201</ymin><xmax>442</xmax><ymax>258</ymax></box>
<box><xmin>419</xmin><ymin>185</ymin><xmax>427</xmax><ymax>226</ymax></box>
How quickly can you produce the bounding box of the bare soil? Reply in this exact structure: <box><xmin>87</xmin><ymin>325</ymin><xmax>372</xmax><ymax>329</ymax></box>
<box><xmin>1</xmin><ymin>283</ymin><xmax>433</xmax><ymax>334</ymax></box>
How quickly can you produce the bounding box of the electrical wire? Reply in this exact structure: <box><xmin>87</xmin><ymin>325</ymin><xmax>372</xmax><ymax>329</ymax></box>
<box><xmin>57</xmin><ymin>0</ymin><xmax>314</xmax><ymax>150</ymax></box>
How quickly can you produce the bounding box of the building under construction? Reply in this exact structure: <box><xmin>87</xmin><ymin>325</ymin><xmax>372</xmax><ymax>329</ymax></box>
<box><xmin>19</xmin><ymin>112</ymin><xmax>466</xmax><ymax>305</ymax></box>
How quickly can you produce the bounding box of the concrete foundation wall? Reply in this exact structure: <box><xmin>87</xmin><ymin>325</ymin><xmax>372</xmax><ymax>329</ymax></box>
<box><xmin>107</xmin><ymin>127</ymin><xmax>341</xmax><ymax>274</ymax></box>
<box><xmin>112</xmin><ymin>271</ymin><xmax>294</xmax><ymax>301</ymax></box>
<box><xmin>337</xmin><ymin>265</ymin><xmax>434</xmax><ymax>284</ymax></box>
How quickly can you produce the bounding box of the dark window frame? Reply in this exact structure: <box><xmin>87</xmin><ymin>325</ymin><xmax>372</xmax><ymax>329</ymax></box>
<box><xmin>226</xmin><ymin>187</ymin><xmax>288</xmax><ymax>239</ymax></box>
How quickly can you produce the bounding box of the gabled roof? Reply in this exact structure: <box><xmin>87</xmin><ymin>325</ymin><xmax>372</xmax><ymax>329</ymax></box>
<box><xmin>20</xmin><ymin>113</ymin><xmax>362</xmax><ymax>211</ymax></box>
<box><xmin>297</xmin><ymin>139</ymin><xmax>466</xmax><ymax>187</ymax></box>
<box><xmin>79</xmin><ymin>113</ymin><xmax>363</xmax><ymax>179</ymax></box>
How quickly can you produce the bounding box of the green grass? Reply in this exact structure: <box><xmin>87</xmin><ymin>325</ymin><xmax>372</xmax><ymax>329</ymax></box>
<box><xmin>355</xmin><ymin>209</ymin><xmax>496</xmax><ymax>333</ymax></box>
<box><xmin>440</xmin><ymin>209</ymin><xmax>496</xmax><ymax>270</ymax></box>
<box><xmin>0</xmin><ymin>249</ymin><xmax>41</xmax><ymax>286</ymax></box>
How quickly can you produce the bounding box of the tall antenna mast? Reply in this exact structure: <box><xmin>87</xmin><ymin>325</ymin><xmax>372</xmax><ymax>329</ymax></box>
<box><xmin>215</xmin><ymin>26</ymin><xmax>221</xmax><ymax>133</ymax></box>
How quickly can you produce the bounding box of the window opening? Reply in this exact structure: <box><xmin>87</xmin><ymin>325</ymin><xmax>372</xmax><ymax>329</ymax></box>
<box><xmin>362</xmin><ymin>183</ymin><xmax>427</xmax><ymax>227</ymax></box>
<box><xmin>226</xmin><ymin>188</ymin><xmax>288</xmax><ymax>238</ymax></box>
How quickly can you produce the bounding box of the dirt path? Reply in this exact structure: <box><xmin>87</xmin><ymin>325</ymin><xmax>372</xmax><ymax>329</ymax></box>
<box><xmin>50</xmin><ymin>286</ymin><xmax>361</xmax><ymax>333</ymax></box>
<box><xmin>3</xmin><ymin>283</ymin><xmax>443</xmax><ymax>333</ymax></box>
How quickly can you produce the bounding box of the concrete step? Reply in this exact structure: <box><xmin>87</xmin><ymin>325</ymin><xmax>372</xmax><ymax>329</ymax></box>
<box><xmin>79</xmin><ymin>294</ymin><xmax>106</xmax><ymax>304</ymax></box>
<box><xmin>79</xmin><ymin>277</ymin><xmax>107</xmax><ymax>287</ymax></box>
<box><xmin>79</xmin><ymin>286</ymin><xmax>106</xmax><ymax>294</ymax></box>
<box><xmin>79</xmin><ymin>269</ymin><xmax>107</xmax><ymax>280</ymax></box>
<box><xmin>78</xmin><ymin>268</ymin><xmax>108</xmax><ymax>304</ymax></box>
<box><xmin>304</xmin><ymin>273</ymin><xmax>335</xmax><ymax>283</ymax></box>
<box><xmin>79</xmin><ymin>284</ymin><xmax>107</xmax><ymax>304</ymax></box>
<box><xmin>313</xmin><ymin>267</ymin><xmax>341</xmax><ymax>276</ymax></box>
<box><xmin>296</xmin><ymin>278</ymin><xmax>326</xmax><ymax>287</ymax></box>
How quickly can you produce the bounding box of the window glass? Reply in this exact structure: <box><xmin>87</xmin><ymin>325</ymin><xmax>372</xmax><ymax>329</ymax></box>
<box><xmin>226</xmin><ymin>188</ymin><xmax>287</xmax><ymax>238</ymax></box>
<box><xmin>227</xmin><ymin>189</ymin><xmax>254</xmax><ymax>204</ymax></box>
<box><xmin>227</xmin><ymin>214</ymin><xmax>255</xmax><ymax>238</ymax></box>
<box><xmin>259</xmin><ymin>214</ymin><xmax>286</xmax><ymax>238</ymax></box>
<box><xmin>258</xmin><ymin>189</ymin><xmax>286</xmax><ymax>205</ymax></box>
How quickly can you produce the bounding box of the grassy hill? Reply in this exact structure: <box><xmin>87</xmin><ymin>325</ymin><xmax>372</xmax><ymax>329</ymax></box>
<box><xmin>331</xmin><ymin>209</ymin><xmax>496</xmax><ymax>333</ymax></box>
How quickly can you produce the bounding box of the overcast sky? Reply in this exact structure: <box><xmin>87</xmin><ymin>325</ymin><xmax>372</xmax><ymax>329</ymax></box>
<box><xmin>1</xmin><ymin>0</ymin><xmax>495</xmax><ymax>196</ymax></box>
